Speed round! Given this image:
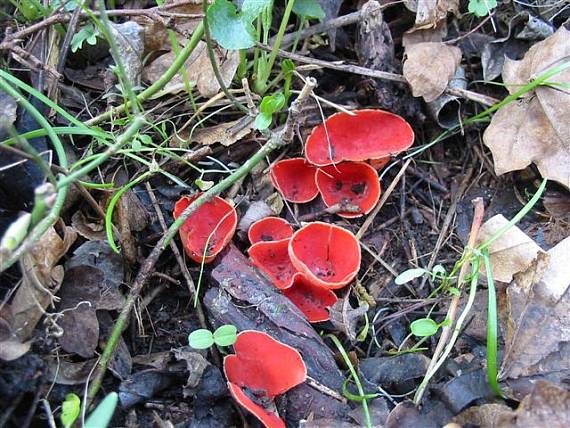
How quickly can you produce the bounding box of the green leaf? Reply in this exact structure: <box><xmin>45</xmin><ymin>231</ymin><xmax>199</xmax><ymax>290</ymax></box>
<box><xmin>468</xmin><ymin>0</ymin><xmax>497</xmax><ymax>17</ymax></box>
<box><xmin>241</xmin><ymin>0</ymin><xmax>272</xmax><ymax>21</ymax></box>
<box><xmin>207</xmin><ymin>0</ymin><xmax>256</xmax><ymax>50</ymax></box>
<box><xmin>281</xmin><ymin>59</ymin><xmax>296</xmax><ymax>74</ymax></box>
<box><xmin>293</xmin><ymin>0</ymin><xmax>325</xmax><ymax>20</ymax></box>
<box><xmin>254</xmin><ymin>113</ymin><xmax>272</xmax><ymax>130</ymax></box>
<box><xmin>213</xmin><ymin>324</ymin><xmax>237</xmax><ymax>346</ymax></box>
<box><xmin>85</xmin><ymin>392</ymin><xmax>118</xmax><ymax>428</ymax></box>
<box><xmin>395</xmin><ymin>268</ymin><xmax>426</xmax><ymax>285</ymax></box>
<box><xmin>194</xmin><ymin>178</ymin><xmax>214</xmax><ymax>191</ymax></box>
<box><xmin>431</xmin><ymin>264</ymin><xmax>446</xmax><ymax>278</ymax></box>
<box><xmin>254</xmin><ymin>92</ymin><xmax>286</xmax><ymax>130</ymax></box>
<box><xmin>410</xmin><ymin>318</ymin><xmax>439</xmax><ymax>337</ymax></box>
<box><xmin>60</xmin><ymin>393</ymin><xmax>81</xmax><ymax>428</ymax></box>
<box><xmin>188</xmin><ymin>329</ymin><xmax>215</xmax><ymax>349</ymax></box>
<box><xmin>71</xmin><ymin>23</ymin><xmax>99</xmax><ymax>53</ymax></box>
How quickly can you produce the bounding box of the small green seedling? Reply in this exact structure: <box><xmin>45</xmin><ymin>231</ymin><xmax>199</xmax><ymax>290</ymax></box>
<box><xmin>395</xmin><ymin>264</ymin><xmax>447</xmax><ymax>285</ymax></box>
<box><xmin>188</xmin><ymin>324</ymin><xmax>238</xmax><ymax>349</ymax></box>
<box><xmin>60</xmin><ymin>393</ymin><xmax>81</xmax><ymax>428</ymax></box>
<box><xmin>254</xmin><ymin>92</ymin><xmax>286</xmax><ymax>130</ymax></box>
<box><xmin>468</xmin><ymin>0</ymin><xmax>497</xmax><ymax>17</ymax></box>
<box><xmin>71</xmin><ymin>23</ymin><xmax>100</xmax><ymax>53</ymax></box>
<box><xmin>410</xmin><ymin>318</ymin><xmax>450</xmax><ymax>337</ymax></box>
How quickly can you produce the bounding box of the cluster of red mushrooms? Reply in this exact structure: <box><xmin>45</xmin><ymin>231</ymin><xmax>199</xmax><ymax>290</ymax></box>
<box><xmin>174</xmin><ymin>110</ymin><xmax>414</xmax><ymax>427</ymax></box>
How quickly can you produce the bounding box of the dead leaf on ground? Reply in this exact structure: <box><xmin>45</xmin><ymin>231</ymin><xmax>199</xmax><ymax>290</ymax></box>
<box><xmin>477</xmin><ymin>214</ymin><xmax>545</xmax><ymax>283</ymax></box>
<box><xmin>497</xmin><ymin>381</ymin><xmax>570</xmax><ymax>427</ymax></box>
<box><xmin>0</xmin><ymin>88</ymin><xmax>17</xmax><ymax>127</ymax></box>
<box><xmin>483</xmin><ymin>27</ymin><xmax>570</xmax><ymax>188</ymax></box>
<box><xmin>0</xmin><ymin>307</ymin><xmax>31</xmax><ymax>361</ymax></box>
<box><xmin>501</xmin><ymin>236</ymin><xmax>570</xmax><ymax>382</ymax></box>
<box><xmin>453</xmin><ymin>403</ymin><xmax>513</xmax><ymax>428</ymax></box>
<box><xmin>403</xmin><ymin>42</ymin><xmax>462</xmax><ymax>102</ymax></box>
<box><xmin>57</xmin><ymin>241</ymin><xmax>125</xmax><ymax>358</ymax></box>
<box><xmin>405</xmin><ymin>0</ymin><xmax>459</xmax><ymax>31</ymax></box>
<box><xmin>143</xmin><ymin>41</ymin><xmax>239</xmax><ymax>99</ymax></box>
<box><xmin>10</xmin><ymin>225</ymin><xmax>77</xmax><ymax>340</ymax></box>
<box><xmin>109</xmin><ymin>21</ymin><xmax>144</xmax><ymax>88</ymax></box>
<box><xmin>329</xmin><ymin>298</ymin><xmax>369</xmax><ymax>343</ymax></box>
<box><xmin>188</xmin><ymin>117</ymin><xmax>253</xmax><ymax>147</ymax></box>
<box><xmin>71</xmin><ymin>210</ymin><xmax>106</xmax><ymax>241</ymax></box>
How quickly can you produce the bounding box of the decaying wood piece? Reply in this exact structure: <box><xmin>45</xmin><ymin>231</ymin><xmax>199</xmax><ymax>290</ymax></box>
<box><xmin>205</xmin><ymin>244</ymin><xmax>352</xmax><ymax>424</ymax></box>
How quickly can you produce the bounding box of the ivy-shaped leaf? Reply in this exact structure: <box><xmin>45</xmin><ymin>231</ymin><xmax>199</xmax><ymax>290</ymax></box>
<box><xmin>71</xmin><ymin>23</ymin><xmax>99</xmax><ymax>53</ymax></box>
<box><xmin>241</xmin><ymin>0</ymin><xmax>272</xmax><ymax>21</ymax></box>
<box><xmin>207</xmin><ymin>0</ymin><xmax>256</xmax><ymax>50</ymax></box>
<box><xmin>468</xmin><ymin>0</ymin><xmax>497</xmax><ymax>17</ymax></box>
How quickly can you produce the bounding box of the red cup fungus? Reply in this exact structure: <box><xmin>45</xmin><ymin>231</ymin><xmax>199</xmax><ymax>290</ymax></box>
<box><xmin>289</xmin><ymin>222</ymin><xmax>361</xmax><ymax>289</ymax></box>
<box><xmin>248</xmin><ymin>239</ymin><xmax>297</xmax><ymax>289</ymax></box>
<box><xmin>248</xmin><ymin>216</ymin><xmax>294</xmax><ymax>245</ymax></box>
<box><xmin>283</xmin><ymin>274</ymin><xmax>338</xmax><ymax>322</ymax></box>
<box><xmin>173</xmin><ymin>193</ymin><xmax>237</xmax><ymax>263</ymax></box>
<box><xmin>270</xmin><ymin>157</ymin><xmax>319</xmax><ymax>203</ymax></box>
<box><xmin>369</xmin><ymin>156</ymin><xmax>390</xmax><ymax>170</ymax></box>
<box><xmin>224</xmin><ymin>330</ymin><xmax>307</xmax><ymax>428</ymax></box>
<box><xmin>305</xmin><ymin>109</ymin><xmax>414</xmax><ymax>166</ymax></box>
<box><xmin>315</xmin><ymin>161</ymin><xmax>381</xmax><ymax>218</ymax></box>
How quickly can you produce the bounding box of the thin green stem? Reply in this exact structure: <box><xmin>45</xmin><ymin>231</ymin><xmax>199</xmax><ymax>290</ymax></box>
<box><xmin>57</xmin><ymin>116</ymin><xmax>144</xmax><ymax>188</ymax></box>
<box><xmin>483</xmin><ymin>250</ymin><xmax>504</xmax><ymax>398</ymax></box>
<box><xmin>328</xmin><ymin>335</ymin><xmax>372</xmax><ymax>428</ymax></box>
<box><xmin>85</xmin><ymin>22</ymin><xmax>205</xmax><ymax>126</ymax></box>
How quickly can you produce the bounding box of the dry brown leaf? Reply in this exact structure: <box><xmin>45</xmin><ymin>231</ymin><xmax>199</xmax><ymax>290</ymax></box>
<box><xmin>477</xmin><ymin>214</ymin><xmax>545</xmax><ymax>283</ymax></box>
<box><xmin>501</xmin><ymin>236</ymin><xmax>570</xmax><ymax>381</ymax></box>
<box><xmin>329</xmin><ymin>298</ymin><xmax>368</xmax><ymax>343</ymax></box>
<box><xmin>405</xmin><ymin>0</ymin><xmax>459</xmax><ymax>30</ymax></box>
<box><xmin>483</xmin><ymin>27</ymin><xmax>570</xmax><ymax>188</ymax></box>
<box><xmin>0</xmin><ymin>307</ymin><xmax>31</xmax><ymax>361</ymax></box>
<box><xmin>143</xmin><ymin>41</ymin><xmax>239</xmax><ymax>98</ymax></box>
<box><xmin>11</xmin><ymin>225</ymin><xmax>77</xmax><ymax>340</ymax></box>
<box><xmin>497</xmin><ymin>381</ymin><xmax>570</xmax><ymax>427</ymax></box>
<box><xmin>190</xmin><ymin>117</ymin><xmax>253</xmax><ymax>147</ymax></box>
<box><xmin>403</xmin><ymin>42</ymin><xmax>461</xmax><ymax>102</ymax></box>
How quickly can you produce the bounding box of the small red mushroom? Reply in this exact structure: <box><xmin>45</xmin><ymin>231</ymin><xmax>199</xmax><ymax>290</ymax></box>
<box><xmin>369</xmin><ymin>156</ymin><xmax>390</xmax><ymax>170</ymax></box>
<box><xmin>224</xmin><ymin>331</ymin><xmax>307</xmax><ymax>428</ymax></box>
<box><xmin>173</xmin><ymin>193</ymin><xmax>237</xmax><ymax>263</ymax></box>
<box><xmin>248</xmin><ymin>217</ymin><xmax>294</xmax><ymax>245</ymax></box>
<box><xmin>270</xmin><ymin>157</ymin><xmax>319</xmax><ymax>203</ymax></box>
<box><xmin>248</xmin><ymin>239</ymin><xmax>297</xmax><ymax>289</ymax></box>
<box><xmin>315</xmin><ymin>161</ymin><xmax>381</xmax><ymax>218</ymax></box>
<box><xmin>289</xmin><ymin>222</ymin><xmax>361</xmax><ymax>289</ymax></box>
<box><xmin>283</xmin><ymin>274</ymin><xmax>338</xmax><ymax>322</ymax></box>
<box><xmin>305</xmin><ymin>109</ymin><xmax>414</xmax><ymax>166</ymax></box>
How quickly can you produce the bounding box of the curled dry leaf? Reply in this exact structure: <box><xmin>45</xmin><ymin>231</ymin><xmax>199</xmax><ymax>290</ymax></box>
<box><xmin>328</xmin><ymin>298</ymin><xmax>369</xmax><ymax>343</ymax></box>
<box><xmin>10</xmin><ymin>225</ymin><xmax>77</xmax><ymax>340</ymax></box>
<box><xmin>189</xmin><ymin>117</ymin><xmax>253</xmax><ymax>147</ymax></box>
<box><xmin>403</xmin><ymin>42</ymin><xmax>462</xmax><ymax>102</ymax></box>
<box><xmin>483</xmin><ymin>27</ymin><xmax>570</xmax><ymax>188</ymax></box>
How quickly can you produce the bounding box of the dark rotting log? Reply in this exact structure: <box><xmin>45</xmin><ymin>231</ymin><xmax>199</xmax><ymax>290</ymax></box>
<box><xmin>204</xmin><ymin>244</ymin><xmax>352</xmax><ymax>424</ymax></box>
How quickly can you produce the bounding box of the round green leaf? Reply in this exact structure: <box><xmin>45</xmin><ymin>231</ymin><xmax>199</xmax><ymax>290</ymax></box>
<box><xmin>395</xmin><ymin>268</ymin><xmax>426</xmax><ymax>285</ymax></box>
<box><xmin>259</xmin><ymin>92</ymin><xmax>286</xmax><ymax>115</ymax></box>
<box><xmin>207</xmin><ymin>0</ymin><xmax>256</xmax><ymax>50</ymax></box>
<box><xmin>254</xmin><ymin>112</ymin><xmax>272</xmax><ymax>130</ymax></box>
<box><xmin>188</xmin><ymin>329</ymin><xmax>215</xmax><ymax>349</ymax></box>
<box><xmin>410</xmin><ymin>318</ymin><xmax>439</xmax><ymax>337</ymax></box>
<box><xmin>213</xmin><ymin>324</ymin><xmax>237</xmax><ymax>347</ymax></box>
<box><xmin>61</xmin><ymin>393</ymin><xmax>81</xmax><ymax>428</ymax></box>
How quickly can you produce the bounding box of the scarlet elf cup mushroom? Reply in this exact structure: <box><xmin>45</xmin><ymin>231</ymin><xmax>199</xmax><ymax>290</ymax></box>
<box><xmin>248</xmin><ymin>238</ymin><xmax>298</xmax><ymax>290</ymax></box>
<box><xmin>224</xmin><ymin>331</ymin><xmax>307</xmax><ymax>428</ymax></box>
<box><xmin>270</xmin><ymin>157</ymin><xmax>319</xmax><ymax>203</ymax></box>
<box><xmin>173</xmin><ymin>193</ymin><xmax>237</xmax><ymax>263</ymax></box>
<box><xmin>304</xmin><ymin>109</ymin><xmax>414</xmax><ymax>166</ymax></box>
<box><xmin>248</xmin><ymin>216</ymin><xmax>294</xmax><ymax>244</ymax></box>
